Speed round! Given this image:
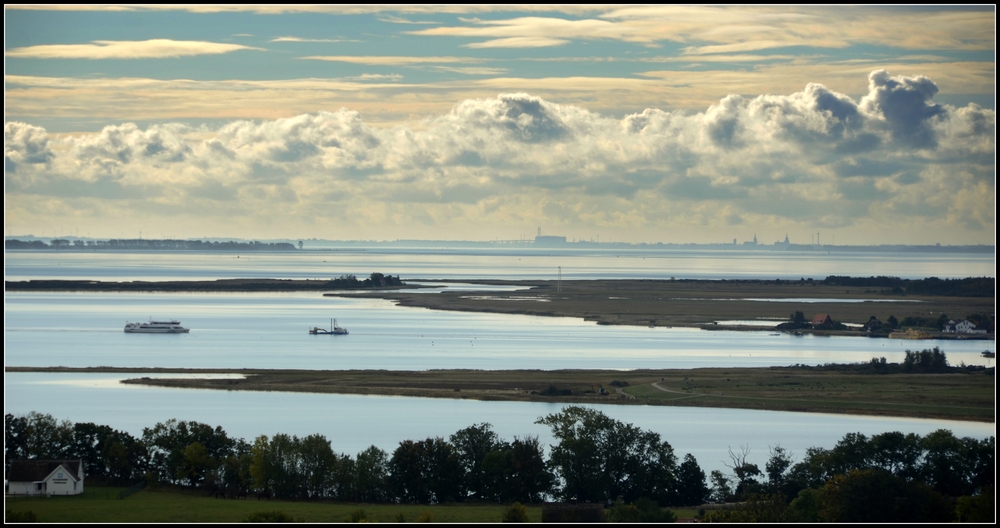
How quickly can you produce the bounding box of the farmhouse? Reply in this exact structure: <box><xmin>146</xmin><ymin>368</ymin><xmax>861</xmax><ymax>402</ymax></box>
<box><xmin>7</xmin><ymin>459</ymin><xmax>85</xmax><ymax>496</ymax></box>
<box><xmin>811</xmin><ymin>314</ymin><xmax>833</xmax><ymax>327</ymax></box>
<box><xmin>942</xmin><ymin>319</ymin><xmax>989</xmax><ymax>334</ymax></box>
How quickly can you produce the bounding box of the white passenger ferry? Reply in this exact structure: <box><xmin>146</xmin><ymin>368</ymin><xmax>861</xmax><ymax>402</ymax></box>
<box><xmin>124</xmin><ymin>319</ymin><xmax>190</xmax><ymax>333</ymax></box>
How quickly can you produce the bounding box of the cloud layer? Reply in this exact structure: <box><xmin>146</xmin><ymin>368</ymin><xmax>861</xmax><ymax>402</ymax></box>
<box><xmin>4</xmin><ymin>70</ymin><xmax>995</xmax><ymax>243</ymax></box>
<box><xmin>5</xmin><ymin>39</ymin><xmax>261</xmax><ymax>59</ymax></box>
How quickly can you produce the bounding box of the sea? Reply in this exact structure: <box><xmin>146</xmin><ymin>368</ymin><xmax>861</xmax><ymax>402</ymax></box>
<box><xmin>3</xmin><ymin>247</ymin><xmax>996</xmax><ymax>475</ymax></box>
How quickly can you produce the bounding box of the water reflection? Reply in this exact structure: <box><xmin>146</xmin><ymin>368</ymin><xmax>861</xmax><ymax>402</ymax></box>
<box><xmin>5</xmin><ymin>292</ymin><xmax>994</xmax><ymax>370</ymax></box>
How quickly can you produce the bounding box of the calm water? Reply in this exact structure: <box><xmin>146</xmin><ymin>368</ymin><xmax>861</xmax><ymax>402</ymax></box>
<box><xmin>5</xmin><ymin>292</ymin><xmax>993</xmax><ymax>370</ymax></box>
<box><xmin>5</xmin><ymin>247</ymin><xmax>995</xmax><ymax>281</ymax></box>
<box><xmin>5</xmin><ymin>372</ymin><xmax>994</xmax><ymax>476</ymax></box>
<box><xmin>4</xmin><ymin>249</ymin><xmax>995</xmax><ymax>477</ymax></box>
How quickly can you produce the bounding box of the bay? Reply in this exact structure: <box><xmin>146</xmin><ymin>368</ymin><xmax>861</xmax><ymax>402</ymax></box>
<box><xmin>5</xmin><ymin>372</ymin><xmax>994</xmax><ymax>477</ymax></box>
<box><xmin>4</xmin><ymin>248</ymin><xmax>995</xmax><ymax>480</ymax></box>
<box><xmin>5</xmin><ymin>291</ymin><xmax>993</xmax><ymax>370</ymax></box>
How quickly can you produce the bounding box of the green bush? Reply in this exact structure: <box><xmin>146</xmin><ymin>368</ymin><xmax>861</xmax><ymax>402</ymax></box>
<box><xmin>501</xmin><ymin>502</ymin><xmax>529</xmax><ymax>523</ymax></box>
<box><xmin>243</xmin><ymin>510</ymin><xmax>299</xmax><ymax>523</ymax></box>
<box><xmin>346</xmin><ymin>509</ymin><xmax>368</xmax><ymax>523</ymax></box>
<box><xmin>606</xmin><ymin>498</ymin><xmax>677</xmax><ymax>523</ymax></box>
<box><xmin>6</xmin><ymin>510</ymin><xmax>39</xmax><ymax>523</ymax></box>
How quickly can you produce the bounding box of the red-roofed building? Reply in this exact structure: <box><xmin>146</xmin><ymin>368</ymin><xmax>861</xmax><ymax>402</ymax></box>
<box><xmin>812</xmin><ymin>314</ymin><xmax>833</xmax><ymax>327</ymax></box>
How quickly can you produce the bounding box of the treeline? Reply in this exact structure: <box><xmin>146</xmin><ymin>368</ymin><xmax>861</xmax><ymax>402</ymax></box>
<box><xmin>328</xmin><ymin>273</ymin><xmax>403</xmax><ymax>288</ymax></box>
<box><xmin>822</xmin><ymin>275</ymin><xmax>994</xmax><ymax>297</ymax></box>
<box><xmin>798</xmin><ymin>347</ymin><xmax>989</xmax><ymax>375</ymax></box>
<box><xmin>4</xmin><ymin>239</ymin><xmax>297</xmax><ymax>251</ymax></box>
<box><xmin>4</xmin><ymin>407</ymin><xmax>994</xmax><ymax>521</ymax></box>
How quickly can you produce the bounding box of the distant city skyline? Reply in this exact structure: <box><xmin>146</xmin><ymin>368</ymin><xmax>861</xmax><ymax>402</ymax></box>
<box><xmin>4</xmin><ymin>5</ymin><xmax>995</xmax><ymax>245</ymax></box>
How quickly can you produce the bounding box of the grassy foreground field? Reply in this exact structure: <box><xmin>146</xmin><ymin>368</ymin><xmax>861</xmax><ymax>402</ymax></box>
<box><xmin>3</xmin><ymin>486</ymin><xmax>552</xmax><ymax>523</ymax></box>
<box><xmin>11</xmin><ymin>365</ymin><xmax>994</xmax><ymax>422</ymax></box>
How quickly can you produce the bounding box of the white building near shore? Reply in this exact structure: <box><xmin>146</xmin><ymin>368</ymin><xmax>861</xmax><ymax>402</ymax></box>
<box><xmin>7</xmin><ymin>459</ymin><xmax>85</xmax><ymax>496</ymax></box>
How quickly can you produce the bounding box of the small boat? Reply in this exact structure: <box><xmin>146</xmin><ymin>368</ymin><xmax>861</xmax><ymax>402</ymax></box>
<box><xmin>124</xmin><ymin>319</ymin><xmax>189</xmax><ymax>333</ymax></box>
<box><xmin>310</xmin><ymin>318</ymin><xmax>348</xmax><ymax>335</ymax></box>
<box><xmin>981</xmin><ymin>350</ymin><xmax>995</xmax><ymax>358</ymax></box>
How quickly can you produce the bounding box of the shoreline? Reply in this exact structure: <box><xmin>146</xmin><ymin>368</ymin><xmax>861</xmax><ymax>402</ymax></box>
<box><xmin>6</xmin><ymin>277</ymin><xmax>994</xmax><ymax>336</ymax></box>
<box><xmin>7</xmin><ymin>365</ymin><xmax>994</xmax><ymax>423</ymax></box>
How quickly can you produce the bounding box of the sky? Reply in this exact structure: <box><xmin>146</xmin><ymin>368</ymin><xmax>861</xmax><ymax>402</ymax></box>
<box><xmin>3</xmin><ymin>5</ymin><xmax>996</xmax><ymax>245</ymax></box>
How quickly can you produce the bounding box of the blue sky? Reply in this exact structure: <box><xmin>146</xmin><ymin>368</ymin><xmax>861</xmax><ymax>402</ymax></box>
<box><xmin>4</xmin><ymin>5</ymin><xmax>996</xmax><ymax>244</ymax></box>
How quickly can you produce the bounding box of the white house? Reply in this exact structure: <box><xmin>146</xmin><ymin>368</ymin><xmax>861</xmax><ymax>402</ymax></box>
<box><xmin>944</xmin><ymin>319</ymin><xmax>989</xmax><ymax>334</ymax></box>
<box><xmin>7</xmin><ymin>459</ymin><xmax>85</xmax><ymax>496</ymax></box>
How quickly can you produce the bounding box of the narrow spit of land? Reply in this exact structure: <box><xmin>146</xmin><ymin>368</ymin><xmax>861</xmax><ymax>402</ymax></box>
<box><xmin>3</xmin><ymin>278</ymin><xmax>421</xmax><ymax>293</ymax></box>
<box><xmin>333</xmin><ymin>279</ymin><xmax>995</xmax><ymax>332</ymax></box>
<box><xmin>8</xmin><ymin>366</ymin><xmax>993</xmax><ymax>423</ymax></box>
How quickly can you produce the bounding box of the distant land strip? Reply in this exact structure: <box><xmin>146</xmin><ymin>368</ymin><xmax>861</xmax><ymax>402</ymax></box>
<box><xmin>4</xmin><ymin>238</ymin><xmax>995</xmax><ymax>253</ymax></box>
<box><xmin>7</xmin><ymin>366</ymin><xmax>993</xmax><ymax>423</ymax></box>
<box><xmin>4</xmin><ymin>276</ymin><xmax>412</xmax><ymax>292</ymax></box>
<box><xmin>5</xmin><ymin>239</ymin><xmax>297</xmax><ymax>251</ymax></box>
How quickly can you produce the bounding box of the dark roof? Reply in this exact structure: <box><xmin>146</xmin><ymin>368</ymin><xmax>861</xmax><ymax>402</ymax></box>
<box><xmin>812</xmin><ymin>314</ymin><xmax>832</xmax><ymax>324</ymax></box>
<box><xmin>8</xmin><ymin>459</ymin><xmax>82</xmax><ymax>482</ymax></box>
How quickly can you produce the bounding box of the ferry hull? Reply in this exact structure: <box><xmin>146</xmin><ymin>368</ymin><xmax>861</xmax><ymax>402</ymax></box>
<box><xmin>124</xmin><ymin>328</ymin><xmax>190</xmax><ymax>333</ymax></box>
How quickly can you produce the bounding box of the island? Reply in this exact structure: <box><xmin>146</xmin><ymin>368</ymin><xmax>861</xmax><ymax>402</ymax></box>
<box><xmin>6</xmin><ymin>361</ymin><xmax>994</xmax><ymax>422</ymax></box>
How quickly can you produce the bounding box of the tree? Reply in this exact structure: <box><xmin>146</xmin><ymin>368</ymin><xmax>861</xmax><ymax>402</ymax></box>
<box><xmin>501</xmin><ymin>502</ymin><xmax>529</xmax><ymax>523</ymax></box>
<box><xmin>920</xmin><ymin>429</ymin><xmax>993</xmax><ymax>497</ymax></box>
<box><xmin>787</xmin><ymin>488</ymin><xmax>821</xmax><ymax>522</ymax></box>
<box><xmin>902</xmin><ymin>347</ymin><xmax>949</xmax><ymax>373</ymax></box>
<box><xmin>764</xmin><ymin>445</ymin><xmax>794</xmax><ymax>496</ymax></box>
<box><xmin>349</xmin><ymin>446</ymin><xmax>390</xmax><ymax>503</ymax></box>
<box><xmin>6</xmin><ymin>412</ymin><xmax>74</xmax><ymax>463</ymax></box>
<box><xmin>818</xmin><ymin>469</ymin><xmax>953</xmax><ymax>522</ymax></box>
<box><xmin>537</xmin><ymin>406</ymin><xmax>678</xmax><ymax>506</ymax></box>
<box><xmin>676</xmin><ymin>454</ymin><xmax>709</xmax><ymax>506</ymax></box>
<box><xmin>956</xmin><ymin>486</ymin><xmax>995</xmax><ymax>523</ymax></box>
<box><xmin>142</xmin><ymin>420</ymin><xmax>235</xmax><ymax>486</ymax></box>
<box><xmin>483</xmin><ymin>436</ymin><xmax>554</xmax><ymax>504</ymax></box>
<box><xmin>178</xmin><ymin>441</ymin><xmax>212</xmax><ymax>487</ymax></box>
<box><xmin>708</xmin><ymin>470</ymin><xmax>733</xmax><ymax>503</ymax></box>
<box><xmin>249</xmin><ymin>433</ymin><xmax>302</xmax><ymax>498</ymax></box>
<box><xmin>450</xmin><ymin>423</ymin><xmax>503</xmax><ymax>501</ymax></box>
<box><xmin>725</xmin><ymin>445</ymin><xmax>763</xmax><ymax>497</ymax></box>
<box><xmin>388</xmin><ymin>438</ymin><xmax>464</xmax><ymax>504</ymax></box>
<box><xmin>869</xmin><ymin>431</ymin><xmax>922</xmax><ymax>481</ymax></box>
<box><xmin>297</xmin><ymin>434</ymin><xmax>339</xmax><ymax>499</ymax></box>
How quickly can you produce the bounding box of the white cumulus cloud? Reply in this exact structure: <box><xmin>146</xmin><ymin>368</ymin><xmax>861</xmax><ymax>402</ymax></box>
<box><xmin>4</xmin><ymin>70</ymin><xmax>994</xmax><ymax>243</ymax></box>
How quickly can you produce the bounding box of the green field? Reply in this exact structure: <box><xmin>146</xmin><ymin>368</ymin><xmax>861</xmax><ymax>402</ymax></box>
<box><xmin>621</xmin><ymin>367</ymin><xmax>995</xmax><ymax>421</ymax></box>
<box><xmin>4</xmin><ymin>486</ymin><xmax>703</xmax><ymax>523</ymax></box>
<box><xmin>5</xmin><ymin>486</ymin><xmax>545</xmax><ymax>523</ymax></box>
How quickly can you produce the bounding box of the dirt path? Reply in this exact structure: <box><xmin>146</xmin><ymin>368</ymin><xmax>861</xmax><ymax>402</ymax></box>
<box><xmin>650</xmin><ymin>382</ymin><xmax>710</xmax><ymax>401</ymax></box>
